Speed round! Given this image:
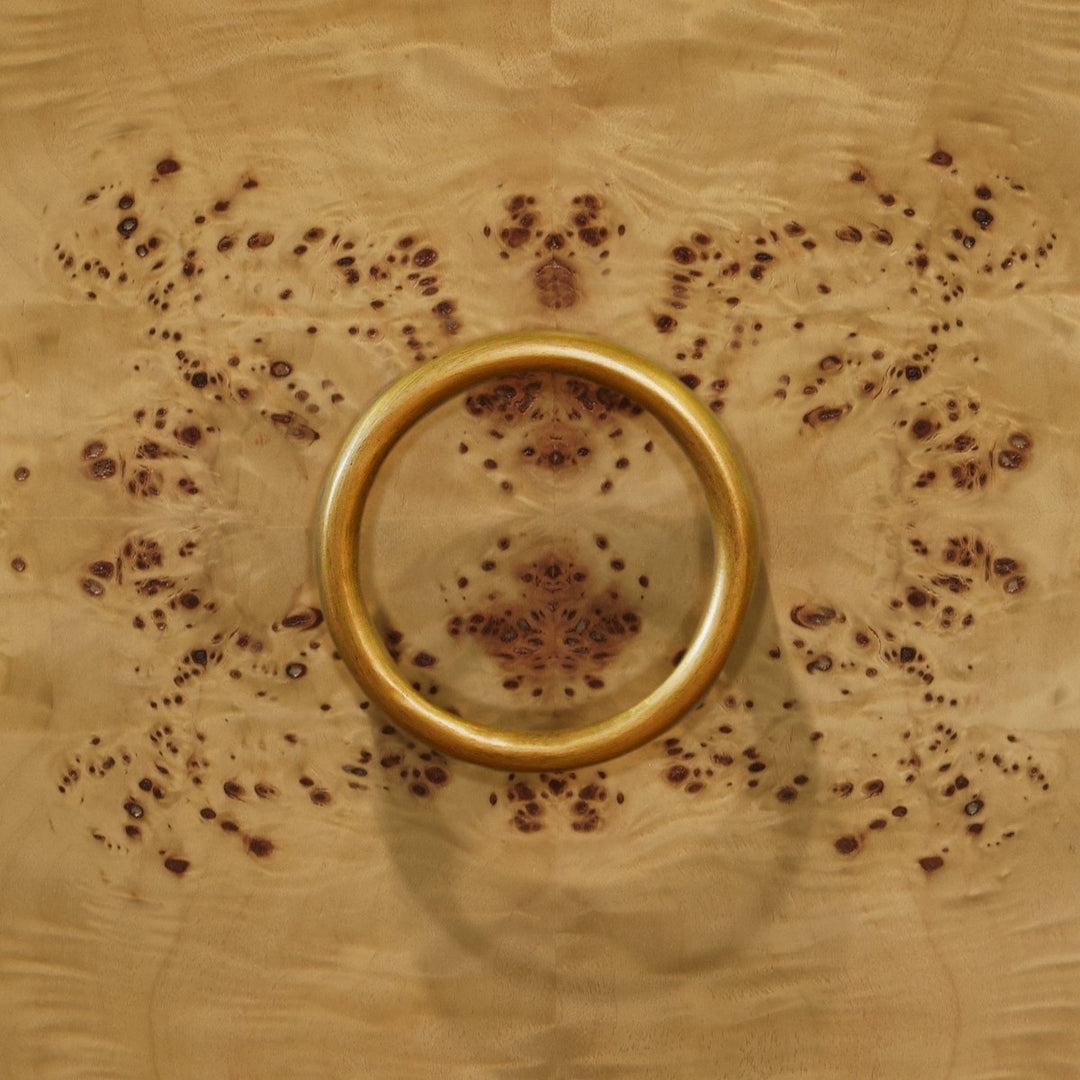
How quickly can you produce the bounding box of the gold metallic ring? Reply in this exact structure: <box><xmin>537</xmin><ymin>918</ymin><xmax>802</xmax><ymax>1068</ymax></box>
<box><xmin>316</xmin><ymin>331</ymin><xmax>758</xmax><ymax>772</ymax></box>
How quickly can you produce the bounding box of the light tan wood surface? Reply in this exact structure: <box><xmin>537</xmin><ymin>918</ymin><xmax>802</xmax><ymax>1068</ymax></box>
<box><xmin>1</xmin><ymin>2</ymin><xmax>1078</xmax><ymax>1077</ymax></box>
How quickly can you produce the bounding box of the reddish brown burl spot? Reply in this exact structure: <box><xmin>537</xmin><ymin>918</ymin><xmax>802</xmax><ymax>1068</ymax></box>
<box><xmin>666</xmin><ymin>764</ymin><xmax>689</xmax><ymax>785</ymax></box>
<box><xmin>164</xmin><ymin>856</ymin><xmax>190</xmax><ymax>875</ymax></box>
<box><xmin>803</xmin><ymin>404</ymin><xmax>850</xmax><ymax>428</ymax></box>
<box><xmin>535</xmin><ymin>258</ymin><xmax>577</xmax><ymax>309</ymax></box>
<box><xmin>928</xmin><ymin>149</ymin><xmax>953</xmax><ymax>167</ymax></box>
<box><xmin>834</xmin><ymin>835</ymin><xmax>859</xmax><ymax>855</ymax></box>
<box><xmin>919</xmin><ymin>855</ymin><xmax>945</xmax><ymax>873</ymax></box>
<box><xmin>997</xmin><ymin>433</ymin><xmax>1032</xmax><ymax>470</ymax></box>
<box><xmin>514</xmin><ymin>812</ymin><xmax>542</xmax><ymax>834</ymax></box>
<box><xmin>449</xmin><ymin>550</ymin><xmax>641</xmax><ymax>696</ymax></box>
<box><xmin>247</xmin><ymin>837</ymin><xmax>274</xmax><ymax>857</ymax></box>
<box><xmin>89</xmin><ymin>457</ymin><xmax>117</xmax><ymax>479</ymax></box>
<box><xmin>500</xmin><ymin>225</ymin><xmax>531</xmax><ymax>248</ymax></box>
<box><xmin>156</xmin><ymin>158</ymin><xmax>181</xmax><ymax>175</ymax></box>
<box><xmin>281</xmin><ymin>607</ymin><xmax>322</xmax><ymax>630</ymax></box>
<box><xmin>791</xmin><ymin>605</ymin><xmax>838</xmax><ymax>628</ymax></box>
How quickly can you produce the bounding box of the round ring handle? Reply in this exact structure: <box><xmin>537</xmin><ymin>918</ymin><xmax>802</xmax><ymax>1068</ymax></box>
<box><xmin>315</xmin><ymin>331</ymin><xmax>758</xmax><ymax>771</ymax></box>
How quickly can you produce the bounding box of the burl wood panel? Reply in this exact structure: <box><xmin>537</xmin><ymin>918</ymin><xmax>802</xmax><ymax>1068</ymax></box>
<box><xmin>1</xmin><ymin>2</ymin><xmax>1078</xmax><ymax>1077</ymax></box>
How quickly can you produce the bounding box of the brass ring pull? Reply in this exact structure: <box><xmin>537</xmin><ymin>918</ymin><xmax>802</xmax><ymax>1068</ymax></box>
<box><xmin>316</xmin><ymin>332</ymin><xmax>758</xmax><ymax>771</ymax></box>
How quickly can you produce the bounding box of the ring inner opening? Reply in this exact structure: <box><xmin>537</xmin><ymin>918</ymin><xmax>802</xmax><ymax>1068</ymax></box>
<box><xmin>358</xmin><ymin>367</ymin><xmax>714</xmax><ymax>732</ymax></box>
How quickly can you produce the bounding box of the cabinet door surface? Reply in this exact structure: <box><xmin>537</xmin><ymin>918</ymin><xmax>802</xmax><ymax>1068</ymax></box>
<box><xmin>1</xmin><ymin>2</ymin><xmax>1077</xmax><ymax>1077</ymax></box>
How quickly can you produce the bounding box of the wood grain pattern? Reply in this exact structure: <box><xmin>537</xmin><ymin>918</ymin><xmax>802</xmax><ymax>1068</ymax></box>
<box><xmin>1</xmin><ymin>2</ymin><xmax>1078</xmax><ymax>1076</ymax></box>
